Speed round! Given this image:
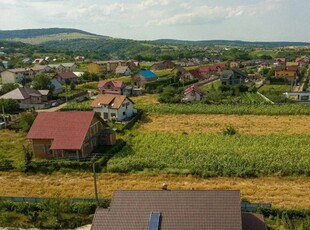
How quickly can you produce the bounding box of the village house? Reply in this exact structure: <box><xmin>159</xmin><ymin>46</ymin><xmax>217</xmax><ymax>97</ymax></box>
<box><xmin>32</xmin><ymin>58</ymin><xmax>48</xmax><ymax>65</ymax></box>
<box><xmin>49</xmin><ymin>64</ymin><xmax>65</xmax><ymax>72</ymax></box>
<box><xmin>0</xmin><ymin>86</ymin><xmax>49</xmax><ymax>109</ymax></box>
<box><xmin>97</xmin><ymin>80</ymin><xmax>125</xmax><ymax>95</ymax></box>
<box><xmin>74</xmin><ymin>56</ymin><xmax>85</xmax><ymax>62</ymax></box>
<box><xmin>150</xmin><ymin>60</ymin><xmax>176</xmax><ymax>71</ymax></box>
<box><xmin>274</xmin><ymin>65</ymin><xmax>297</xmax><ymax>83</ymax></box>
<box><xmin>230</xmin><ymin>61</ymin><xmax>241</xmax><ymax>68</ymax></box>
<box><xmin>50</xmin><ymin>78</ymin><xmax>64</xmax><ymax>95</ymax></box>
<box><xmin>62</xmin><ymin>63</ymin><xmax>77</xmax><ymax>71</ymax></box>
<box><xmin>283</xmin><ymin>91</ymin><xmax>310</xmax><ymax>102</ymax></box>
<box><xmin>91</xmin><ymin>189</ymin><xmax>266</xmax><ymax>230</ymax></box>
<box><xmin>274</xmin><ymin>57</ymin><xmax>286</xmax><ymax>65</ymax></box>
<box><xmin>220</xmin><ymin>69</ymin><xmax>248</xmax><ymax>85</ymax></box>
<box><xmin>91</xmin><ymin>94</ymin><xmax>136</xmax><ymax>121</ymax></box>
<box><xmin>132</xmin><ymin>70</ymin><xmax>158</xmax><ymax>89</ymax></box>
<box><xmin>87</xmin><ymin>60</ymin><xmax>126</xmax><ymax>74</ymax></box>
<box><xmin>183</xmin><ymin>84</ymin><xmax>205</xmax><ymax>102</ymax></box>
<box><xmin>27</xmin><ymin>111</ymin><xmax>110</xmax><ymax>160</ymax></box>
<box><xmin>31</xmin><ymin>65</ymin><xmax>52</xmax><ymax>74</ymax></box>
<box><xmin>126</xmin><ymin>60</ymin><xmax>140</xmax><ymax>69</ymax></box>
<box><xmin>171</xmin><ymin>66</ymin><xmax>187</xmax><ymax>75</ymax></box>
<box><xmin>295</xmin><ymin>57</ymin><xmax>309</xmax><ymax>69</ymax></box>
<box><xmin>115</xmin><ymin>66</ymin><xmax>132</xmax><ymax>76</ymax></box>
<box><xmin>1</xmin><ymin>68</ymin><xmax>34</xmax><ymax>84</ymax></box>
<box><xmin>55</xmin><ymin>72</ymin><xmax>78</xmax><ymax>83</ymax></box>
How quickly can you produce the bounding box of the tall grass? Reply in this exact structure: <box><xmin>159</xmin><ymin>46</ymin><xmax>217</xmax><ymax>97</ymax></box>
<box><xmin>107</xmin><ymin>132</ymin><xmax>310</xmax><ymax>177</ymax></box>
<box><xmin>136</xmin><ymin>103</ymin><xmax>310</xmax><ymax>115</ymax></box>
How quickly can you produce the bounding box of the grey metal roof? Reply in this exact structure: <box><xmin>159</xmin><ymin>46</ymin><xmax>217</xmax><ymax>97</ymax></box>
<box><xmin>91</xmin><ymin>190</ymin><xmax>243</xmax><ymax>230</ymax></box>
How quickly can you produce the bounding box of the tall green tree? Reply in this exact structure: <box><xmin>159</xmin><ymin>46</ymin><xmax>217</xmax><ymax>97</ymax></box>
<box><xmin>0</xmin><ymin>83</ymin><xmax>19</xmax><ymax>96</ymax></box>
<box><xmin>32</xmin><ymin>74</ymin><xmax>54</xmax><ymax>92</ymax></box>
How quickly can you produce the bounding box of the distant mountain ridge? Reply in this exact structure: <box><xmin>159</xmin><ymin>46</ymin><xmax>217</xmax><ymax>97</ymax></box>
<box><xmin>0</xmin><ymin>28</ymin><xmax>309</xmax><ymax>47</ymax></box>
<box><xmin>0</xmin><ymin>28</ymin><xmax>106</xmax><ymax>39</ymax></box>
<box><xmin>155</xmin><ymin>39</ymin><xmax>310</xmax><ymax>47</ymax></box>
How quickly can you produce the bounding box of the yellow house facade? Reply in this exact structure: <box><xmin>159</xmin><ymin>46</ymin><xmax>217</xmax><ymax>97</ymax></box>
<box><xmin>87</xmin><ymin>60</ymin><xmax>126</xmax><ymax>74</ymax></box>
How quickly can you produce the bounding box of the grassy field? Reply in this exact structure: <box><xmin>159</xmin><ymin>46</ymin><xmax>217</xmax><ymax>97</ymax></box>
<box><xmin>154</xmin><ymin>69</ymin><xmax>173</xmax><ymax>78</ymax></box>
<box><xmin>131</xmin><ymin>94</ymin><xmax>159</xmax><ymax>106</ymax></box>
<box><xmin>259</xmin><ymin>84</ymin><xmax>292</xmax><ymax>102</ymax></box>
<box><xmin>136</xmin><ymin>103</ymin><xmax>310</xmax><ymax>115</ymax></box>
<box><xmin>0</xmin><ymin>130</ymin><xmax>27</xmax><ymax>170</ymax></box>
<box><xmin>107</xmin><ymin>132</ymin><xmax>310</xmax><ymax>177</ymax></box>
<box><xmin>9</xmin><ymin>32</ymin><xmax>99</xmax><ymax>45</ymax></box>
<box><xmin>201</xmin><ymin>80</ymin><xmax>221</xmax><ymax>91</ymax></box>
<box><xmin>0</xmin><ymin>172</ymin><xmax>309</xmax><ymax>210</ymax></box>
<box><xmin>138</xmin><ymin>114</ymin><xmax>310</xmax><ymax>135</ymax></box>
<box><xmin>259</xmin><ymin>84</ymin><xmax>292</xmax><ymax>93</ymax></box>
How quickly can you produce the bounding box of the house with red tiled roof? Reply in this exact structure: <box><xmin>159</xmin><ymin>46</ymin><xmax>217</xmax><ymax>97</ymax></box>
<box><xmin>97</xmin><ymin>80</ymin><xmax>126</xmax><ymax>95</ymax></box>
<box><xmin>91</xmin><ymin>94</ymin><xmax>136</xmax><ymax>121</ymax></box>
<box><xmin>27</xmin><ymin>111</ymin><xmax>106</xmax><ymax>160</ymax></box>
<box><xmin>91</xmin><ymin>190</ymin><xmax>266</xmax><ymax>230</ymax></box>
<box><xmin>183</xmin><ymin>85</ymin><xmax>206</xmax><ymax>102</ymax></box>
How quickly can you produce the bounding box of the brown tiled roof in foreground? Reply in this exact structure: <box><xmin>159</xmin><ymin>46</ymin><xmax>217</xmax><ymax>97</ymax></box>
<box><xmin>91</xmin><ymin>190</ymin><xmax>245</xmax><ymax>230</ymax></box>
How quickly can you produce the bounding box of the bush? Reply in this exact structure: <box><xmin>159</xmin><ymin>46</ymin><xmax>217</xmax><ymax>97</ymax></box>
<box><xmin>223</xmin><ymin>125</ymin><xmax>237</xmax><ymax>136</ymax></box>
<box><xmin>0</xmin><ymin>158</ymin><xmax>14</xmax><ymax>171</ymax></box>
<box><xmin>28</xmin><ymin>160</ymin><xmax>92</xmax><ymax>173</ymax></box>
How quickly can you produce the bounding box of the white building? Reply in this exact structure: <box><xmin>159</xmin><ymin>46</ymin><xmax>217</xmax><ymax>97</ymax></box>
<box><xmin>91</xmin><ymin>94</ymin><xmax>136</xmax><ymax>121</ymax></box>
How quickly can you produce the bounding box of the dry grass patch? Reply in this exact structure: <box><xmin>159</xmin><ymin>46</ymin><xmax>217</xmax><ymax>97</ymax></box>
<box><xmin>138</xmin><ymin>114</ymin><xmax>310</xmax><ymax>135</ymax></box>
<box><xmin>0</xmin><ymin>172</ymin><xmax>309</xmax><ymax>210</ymax></box>
<box><xmin>132</xmin><ymin>94</ymin><xmax>159</xmax><ymax>106</ymax></box>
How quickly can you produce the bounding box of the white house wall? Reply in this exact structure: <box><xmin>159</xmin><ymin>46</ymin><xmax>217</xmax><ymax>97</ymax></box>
<box><xmin>93</xmin><ymin>98</ymin><xmax>135</xmax><ymax>121</ymax></box>
<box><xmin>184</xmin><ymin>92</ymin><xmax>202</xmax><ymax>102</ymax></box>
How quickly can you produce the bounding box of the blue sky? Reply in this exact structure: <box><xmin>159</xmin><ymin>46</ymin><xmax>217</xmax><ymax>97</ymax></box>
<box><xmin>0</xmin><ymin>0</ymin><xmax>309</xmax><ymax>42</ymax></box>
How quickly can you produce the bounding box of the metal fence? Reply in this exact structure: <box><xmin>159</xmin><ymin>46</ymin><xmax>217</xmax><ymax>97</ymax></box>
<box><xmin>241</xmin><ymin>202</ymin><xmax>271</xmax><ymax>212</ymax></box>
<box><xmin>0</xmin><ymin>196</ymin><xmax>101</xmax><ymax>203</ymax></box>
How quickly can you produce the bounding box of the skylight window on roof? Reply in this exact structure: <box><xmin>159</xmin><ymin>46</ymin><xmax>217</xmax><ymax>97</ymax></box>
<box><xmin>149</xmin><ymin>212</ymin><xmax>160</xmax><ymax>230</ymax></box>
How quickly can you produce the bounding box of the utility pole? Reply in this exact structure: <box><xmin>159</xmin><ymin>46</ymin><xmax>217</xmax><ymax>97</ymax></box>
<box><xmin>2</xmin><ymin>105</ymin><xmax>6</xmax><ymax>128</ymax></box>
<box><xmin>92</xmin><ymin>154</ymin><xmax>99</xmax><ymax>206</ymax></box>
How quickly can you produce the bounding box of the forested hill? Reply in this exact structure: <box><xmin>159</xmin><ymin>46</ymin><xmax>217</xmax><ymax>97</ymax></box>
<box><xmin>155</xmin><ymin>39</ymin><xmax>310</xmax><ymax>47</ymax></box>
<box><xmin>0</xmin><ymin>28</ymin><xmax>104</xmax><ymax>39</ymax></box>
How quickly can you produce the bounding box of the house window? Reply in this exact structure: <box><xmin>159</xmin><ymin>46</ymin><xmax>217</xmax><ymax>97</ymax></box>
<box><xmin>123</xmin><ymin>112</ymin><xmax>126</xmax><ymax>116</ymax></box>
<box><xmin>103</xmin><ymin>113</ymin><xmax>108</xmax><ymax>119</ymax></box>
<box><xmin>44</xmin><ymin>145</ymin><xmax>51</xmax><ymax>154</ymax></box>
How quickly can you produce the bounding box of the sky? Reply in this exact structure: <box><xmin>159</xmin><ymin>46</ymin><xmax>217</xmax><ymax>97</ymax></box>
<box><xmin>0</xmin><ymin>0</ymin><xmax>309</xmax><ymax>42</ymax></box>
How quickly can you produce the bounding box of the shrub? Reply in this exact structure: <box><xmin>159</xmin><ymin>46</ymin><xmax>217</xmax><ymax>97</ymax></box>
<box><xmin>223</xmin><ymin>125</ymin><xmax>237</xmax><ymax>136</ymax></box>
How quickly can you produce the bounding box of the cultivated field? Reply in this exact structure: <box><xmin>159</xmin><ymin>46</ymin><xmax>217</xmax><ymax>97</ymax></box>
<box><xmin>138</xmin><ymin>114</ymin><xmax>310</xmax><ymax>135</ymax></box>
<box><xmin>0</xmin><ymin>172</ymin><xmax>309</xmax><ymax>210</ymax></box>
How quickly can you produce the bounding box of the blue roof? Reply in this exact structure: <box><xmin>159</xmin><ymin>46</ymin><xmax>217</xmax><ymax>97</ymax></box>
<box><xmin>139</xmin><ymin>70</ymin><xmax>157</xmax><ymax>79</ymax></box>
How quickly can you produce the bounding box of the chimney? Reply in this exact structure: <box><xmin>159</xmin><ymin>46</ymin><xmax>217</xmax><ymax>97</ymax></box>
<box><xmin>162</xmin><ymin>183</ymin><xmax>168</xmax><ymax>190</ymax></box>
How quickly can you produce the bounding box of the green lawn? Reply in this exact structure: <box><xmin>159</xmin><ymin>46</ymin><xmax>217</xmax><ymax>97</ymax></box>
<box><xmin>258</xmin><ymin>84</ymin><xmax>292</xmax><ymax>103</ymax></box>
<box><xmin>201</xmin><ymin>80</ymin><xmax>221</xmax><ymax>91</ymax></box>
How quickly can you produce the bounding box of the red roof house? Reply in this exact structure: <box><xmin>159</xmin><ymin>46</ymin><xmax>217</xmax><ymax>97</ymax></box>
<box><xmin>27</xmin><ymin>111</ymin><xmax>106</xmax><ymax>160</ymax></box>
<box><xmin>183</xmin><ymin>85</ymin><xmax>205</xmax><ymax>102</ymax></box>
<box><xmin>97</xmin><ymin>80</ymin><xmax>125</xmax><ymax>95</ymax></box>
